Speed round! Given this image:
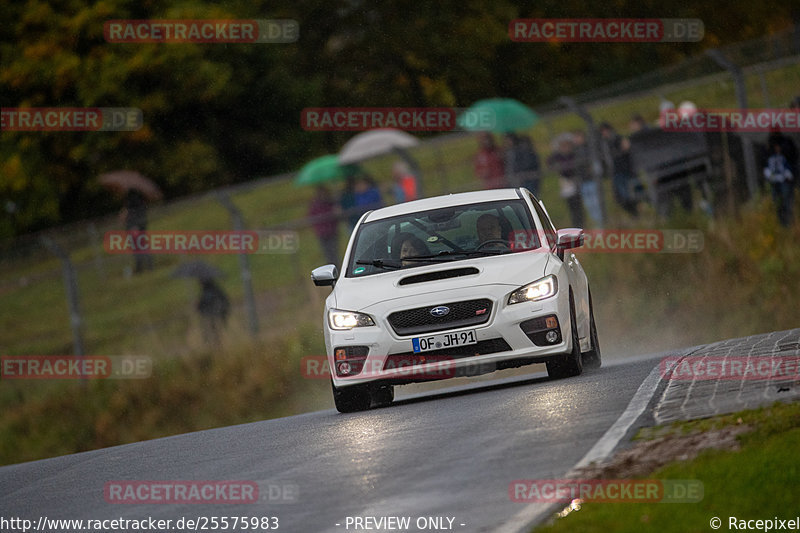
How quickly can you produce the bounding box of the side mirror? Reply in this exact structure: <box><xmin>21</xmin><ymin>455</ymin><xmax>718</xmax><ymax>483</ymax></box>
<box><xmin>556</xmin><ymin>228</ymin><xmax>584</xmax><ymax>250</ymax></box>
<box><xmin>311</xmin><ymin>264</ymin><xmax>339</xmax><ymax>287</ymax></box>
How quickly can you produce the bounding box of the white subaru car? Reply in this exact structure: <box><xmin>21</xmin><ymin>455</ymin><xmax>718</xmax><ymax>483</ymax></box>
<box><xmin>312</xmin><ymin>188</ymin><xmax>600</xmax><ymax>413</ymax></box>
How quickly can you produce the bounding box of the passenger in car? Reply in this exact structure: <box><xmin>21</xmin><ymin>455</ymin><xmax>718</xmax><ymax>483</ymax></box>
<box><xmin>392</xmin><ymin>232</ymin><xmax>431</xmax><ymax>266</ymax></box>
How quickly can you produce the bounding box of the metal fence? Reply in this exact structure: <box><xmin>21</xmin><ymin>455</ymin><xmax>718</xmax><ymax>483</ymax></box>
<box><xmin>2</xmin><ymin>26</ymin><xmax>800</xmax><ymax>355</ymax></box>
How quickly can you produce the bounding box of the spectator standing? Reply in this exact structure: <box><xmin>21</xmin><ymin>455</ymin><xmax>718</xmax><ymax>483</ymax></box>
<box><xmin>474</xmin><ymin>132</ymin><xmax>506</xmax><ymax>189</ymax></box>
<box><xmin>600</xmin><ymin>122</ymin><xmax>639</xmax><ymax>217</ymax></box>
<box><xmin>391</xmin><ymin>161</ymin><xmax>419</xmax><ymax>203</ymax></box>
<box><xmin>308</xmin><ymin>185</ymin><xmax>340</xmax><ymax>266</ymax></box>
<box><xmin>503</xmin><ymin>133</ymin><xmax>541</xmax><ymax>195</ymax></box>
<box><xmin>122</xmin><ymin>189</ymin><xmax>153</xmax><ymax>273</ymax></box>
<box><xmin>197</xmin><ymin>278</ymin><xmax>230</xmax><ymax>345</ymax></box>
<box><xmin>573</xmin><ymin>130</ymin><xmax>603</xmax><ymax>225</ymax></box>
<box><xmin>340</xmin><ymin>176</ymin><xmax>359</xmax><ymax>231</ymax></box>
<box><xmin>352</xmin><ymin>175</ymin><xmax>383</xmax><ymax>223</ymax></box>
<box><xmin>547</xmin><ymin>133</ymin><xmax>585</xmax><ymax>228</ymax></box>
<box><xmin>763</xmin><ymin>131</ymin><xmax>798</xmax><ymax>227</ymax></box>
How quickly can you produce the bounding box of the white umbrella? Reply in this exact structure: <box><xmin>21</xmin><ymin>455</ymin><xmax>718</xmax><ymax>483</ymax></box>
<box><xmin>338</xmin><ymin>129</ymin><xmax>420</xmax><ymax>165</ymax></box>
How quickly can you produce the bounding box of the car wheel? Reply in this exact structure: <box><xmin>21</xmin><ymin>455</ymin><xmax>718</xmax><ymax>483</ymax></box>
<box><xmin>546</xmin><ymin>292</ymin><xmax>584</xmax><ymax>379</ymax></box>
<box><xmin>582</xmin><ymin>290</ymin><xmax>602</xmax><ymax>370</ymax></box>
<box><xmin>370</xmin><ymin>384</ymin><xmax>394</xmax><ymax>408</ymax></box>
<box><xmin>331</xmin><ymin>379</ymin><xmax>372</xmax><ymax>413</ymax></box>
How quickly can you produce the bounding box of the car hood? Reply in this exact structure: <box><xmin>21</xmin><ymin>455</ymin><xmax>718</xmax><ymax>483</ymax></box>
<box><xmin>331</xmin><ymin>251</ymin><xmax>551</xmax><ymax>312</ymax></box>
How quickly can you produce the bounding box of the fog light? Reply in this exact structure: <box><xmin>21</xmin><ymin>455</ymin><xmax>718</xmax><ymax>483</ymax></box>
<box><xmin>545</xmin><ymin>330</ymin><xmax>559</xmax><ymax>343</ymax></box>
<box><xmin>338</xmin><ymin>361</ymin><xmax>352</xmax><ymax>375</ymax></box>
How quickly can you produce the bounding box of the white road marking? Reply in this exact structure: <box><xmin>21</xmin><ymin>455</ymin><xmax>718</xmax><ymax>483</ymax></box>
<box><xmin>496</xmin><ymin>360</ymin><xmax>665</xmax><ymax>533</ymax></box>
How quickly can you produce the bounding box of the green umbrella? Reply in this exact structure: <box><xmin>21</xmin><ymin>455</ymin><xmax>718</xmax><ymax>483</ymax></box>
<box><xmin>294</xmin><ymin>155</ymin><xmax>346</xmax><ymax>186</ymax></box>
<box><xmin>457</xmin><ymin>98</ymin><xmax>540</xmax><ymax>133</ymax></box>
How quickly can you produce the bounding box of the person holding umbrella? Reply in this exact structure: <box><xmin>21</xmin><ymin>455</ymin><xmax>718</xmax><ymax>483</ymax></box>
<box><xmin>99</xmin><ymin>170</ymin><xmax>161</xmax><ymax>274</ymax></box>
<box><xmin>121</xmin><ymin>189</ymin><xmax>153</xmax><ymax>273</ymax></box>
<box><xmin>295</xmin><ymin>155</ymin><xmax>347</xmax><ymax>265</ymax></box>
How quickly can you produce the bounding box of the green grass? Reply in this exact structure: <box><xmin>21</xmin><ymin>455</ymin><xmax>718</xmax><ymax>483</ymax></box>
<box><xmin>2</xmin><ymin>59</ymin><xmax>800</xmax><ymax>465</ymax></box>
<box><xmin>0</xmin><ymin>321</ymin><xmax>332</xmax><ymax>465</ymax></box>
<box><xmin>535</xmin><ymin>401</ymin><xmax>800</xmax><ymax>533</ymax></box>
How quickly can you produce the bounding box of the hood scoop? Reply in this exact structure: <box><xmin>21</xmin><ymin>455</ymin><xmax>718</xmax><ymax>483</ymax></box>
<box><xmin>398</xmin><ymin>267</ymin><xmax>479</xmax><ymax>286</ymax></box>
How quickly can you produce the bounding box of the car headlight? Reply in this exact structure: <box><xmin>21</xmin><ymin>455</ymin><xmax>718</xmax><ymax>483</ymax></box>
<box><xmin>328</xmin><ymin>309</ymin><xmax>375</xmax><ymax>330</ymax></box>
<box><xmin>508</xmin><ymin>275</ymin><xmax>558</xmax><ymax>304</ymax></box>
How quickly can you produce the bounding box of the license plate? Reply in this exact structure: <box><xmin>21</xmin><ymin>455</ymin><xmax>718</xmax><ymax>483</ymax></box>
<box><xmin>412</xmin><ymin>330</ymin><xmax>477</xmax><ymax>353</ymax></box>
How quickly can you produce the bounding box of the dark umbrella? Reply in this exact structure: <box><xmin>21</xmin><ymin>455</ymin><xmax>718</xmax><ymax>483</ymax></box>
<box><xmin>172</xmin><ymin>260</ymin><xmax>225</xmax><ymax>281</ymax></box>
<box><xmin>99</xmin><ymin>170</ymin><xmax>163</xmax><ymax>201</ymax></box>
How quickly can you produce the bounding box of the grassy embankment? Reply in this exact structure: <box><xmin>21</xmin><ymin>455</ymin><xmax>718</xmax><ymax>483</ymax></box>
<box><xmin>1</xmin><ymin>62</ymin><xmax>799</xmax><ymax>465</ymax></box>
<box><xmin>535</xmin><ymin>401</ymin><xmax>800</xmax><ymax>533</ymax></box>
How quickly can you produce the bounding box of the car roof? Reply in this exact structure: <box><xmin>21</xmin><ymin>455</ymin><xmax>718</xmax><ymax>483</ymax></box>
<box><xmin>363</xmin><ymin>188</ymin><xmax>524</xmax><ymax>223</ymax></box>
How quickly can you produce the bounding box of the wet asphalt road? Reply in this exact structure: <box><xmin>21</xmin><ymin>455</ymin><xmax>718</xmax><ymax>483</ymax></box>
<box><xmin>0</xmin><ymin>355</ymin><xmax>664</xmax><ymax>533</ymax></box>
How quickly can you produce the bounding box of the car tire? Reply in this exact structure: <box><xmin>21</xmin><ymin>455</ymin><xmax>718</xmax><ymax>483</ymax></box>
<box><xmin>546</xmin><ymin>292</ymin><xmax>584</xmax><ymax>379</ymax></box>
<box><xmin>370</xmin><ymin>384</ymin><xmax>394</xmax><ymax>408</ymax></box>
<box><xmin>331</xmin><ymin>379</ymin><xmax>372</xmax><ymax>413</ymax></box>
<box><xmin>582</xmin><ymin>290</ymin><xmax>602</xmax><ymax>370</ymax></box>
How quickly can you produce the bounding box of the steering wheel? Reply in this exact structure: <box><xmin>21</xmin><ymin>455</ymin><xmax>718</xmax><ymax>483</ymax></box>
<box><xmin>476</xmin><ymin>239</ymin><xmax>510</xmax><ymax>250</ymax></box>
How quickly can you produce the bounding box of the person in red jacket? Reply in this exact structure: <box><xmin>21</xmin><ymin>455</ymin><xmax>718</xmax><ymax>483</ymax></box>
<box><xmin>474</xmin><ymin>132</ymin><xmax>506</xmax><ymax>189</ymax></box>
<box><xmin>308</xmin><ymin>185</ymin><xmax>340</xmax><ymax>266</ymax></box>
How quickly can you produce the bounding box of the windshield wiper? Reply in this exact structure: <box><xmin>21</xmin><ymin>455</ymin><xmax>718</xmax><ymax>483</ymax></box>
<box><xmin>400</xmin><ymin>249</ymin><xmax>511</xmax><ymax>262</ymax></box>
<box><xmin>355</xmin><ymin>259</ymin><xmax>402</xmax><ymax>270</ymax></box>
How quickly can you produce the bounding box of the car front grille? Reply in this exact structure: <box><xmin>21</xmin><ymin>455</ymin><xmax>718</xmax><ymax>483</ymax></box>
<box><xmin>387</xmin><ymin>298</ymin><xmax>493</xmax><ymax>336</ymax></box>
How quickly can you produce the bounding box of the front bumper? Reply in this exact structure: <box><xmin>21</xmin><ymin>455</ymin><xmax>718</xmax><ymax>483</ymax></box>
<box><xmin>327</xmin><ymin>287</ymin><xmax>572</xmax><ymax>388</ymax></box>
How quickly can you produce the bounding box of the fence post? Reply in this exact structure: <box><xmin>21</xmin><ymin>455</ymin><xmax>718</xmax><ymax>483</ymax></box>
<box><xmin>217</xmin><ymin>194</ymin><xmax>259</xmax><ymax>337</ymax></box>
<box><xmin>39</xmin><ymin>236</ymin><xmax>85</xmax><ymax>358</ymax></box>
<box><xmin>706</xmin><ymin>48</ymin><xmax>760</xmax><ymax>199</ymax></box>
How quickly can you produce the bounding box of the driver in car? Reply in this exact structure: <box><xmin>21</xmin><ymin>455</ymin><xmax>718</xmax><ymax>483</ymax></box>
<box><xmin>476</xmin><ymin>213</ymin><xmax>505</xmax><ymax>248</ymax></box>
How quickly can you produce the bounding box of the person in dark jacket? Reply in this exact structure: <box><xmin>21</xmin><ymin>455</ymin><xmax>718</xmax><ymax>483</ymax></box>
<box><xmin>600</xmin><ymin>122</ymin><xmax>639</xmax><ymax>217</ymax></box>
<box><xmin>197</xmin><ymin>278</ymin><xmax>230</xmax><ymax>345</ymax></box>
<box><xmin>504</xmin><ymin>133</ymin><xmax>541</xmax><ymax>195</ymax></box>
<box><xmin>122</xmin><ymin>189</ymin><xmax>153</xmax><ymax>273</ymax></box>
<box><xmin>547</xmin><ymin>133</ymin><xmax>584</xmax><ymax>228</ymax></box>
<box><xmin>763</xmin><ymin>131</ymin><xmax>798</xmax><ymax>227</ymax></box>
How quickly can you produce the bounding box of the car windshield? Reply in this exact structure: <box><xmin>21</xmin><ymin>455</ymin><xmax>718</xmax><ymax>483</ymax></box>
<box><xmin>347</xmin><ymin>199</ymin><xmax>540</xmax><ymax>277</ymax></box>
